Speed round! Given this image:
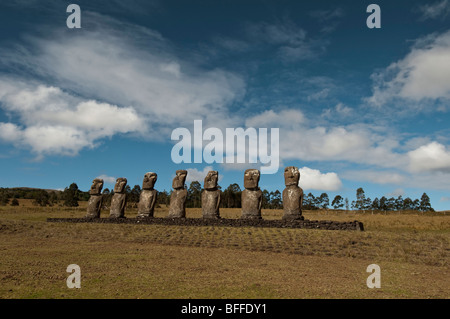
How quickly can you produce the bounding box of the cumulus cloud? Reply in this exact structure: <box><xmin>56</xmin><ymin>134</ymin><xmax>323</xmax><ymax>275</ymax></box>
<box><xmin>0</xmin><ymin>12</ymin><xmax>245</xmax><ymax>127</ymax></box>
<box><xmin>299</xmin><ymin>167</ymin><xmax>342</xmax><ymax>191</ymax></box>
<box><xmin>96</xmin><ymin>175</ymin><xmax>117</xmax><ymax>184</ymax></box>
<box><xmin>385</xmin><ymin>188</ymin><xmax>405</xmax><ymax>198</ymax></box>
<box><xmin>185</xmin><ymin>166</ymin><xmax>223</xmax><ymax>184</ymax></box>
<box><xmin>0</xmin><ymin>12</ymin><xmax>246</xmax><ymax>157</ymax></box>
<box><xmin>367</xmin><ymin>30</ymin><xmax>450</xmax><ymax>108</ymax></box>
<box><xmin>283</xmin><ymin>125</ymin><xmax>404</xmax><ymax>168</ymax></box>
<box><xmin>243</xmin><ymin>109</ymin><xmax>406</xmax><ymax>170</ymax></box>
<box><xmin>408</xmin><ymin>142</ymin><xmax>450</xmax><ymax>173</ymax></box>
<box><xmin>0</xmin><ymin>79</ymin><xmax>145</xmax><ymax>158</ymax></box>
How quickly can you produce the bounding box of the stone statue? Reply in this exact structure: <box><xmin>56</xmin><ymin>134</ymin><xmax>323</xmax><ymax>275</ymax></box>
<box><xmin>241</xmin><ymin>169</ymin><xmax>262</xmax><ymax>219</ymax></box>
<box><xmin>282</xmin><ymin>166</ymin><xmax>304</xmax><ymax>221</ymax></box>
<box><xmin>86</xmin><ymin>178</ymin><xmax>103</xmax><ymax>218</ymax></box>
<box><xmin>137</xmin><ymin>172</ymin><xmax>158</xmax><ymax>218</ymax></box>
<box><xmin>202</xmin><ymin>170</ymin><xmax>221</xmax><ymax>219</ymax></box>
<box><xmin>167</xmin><ymin>170</ymin><xmax>188</xmax><ymax>218</ymax></box>
<box><xmin>109</xmin><ymin>177</ymin><xmax>127</xmax><ymax>218</ymax></box>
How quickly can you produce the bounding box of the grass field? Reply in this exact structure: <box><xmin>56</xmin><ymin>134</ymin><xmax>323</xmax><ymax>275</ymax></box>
<box><xmin>0</xmin><ymin>200</ymin><xmax>448</xmax><ymax>299</ymax></box>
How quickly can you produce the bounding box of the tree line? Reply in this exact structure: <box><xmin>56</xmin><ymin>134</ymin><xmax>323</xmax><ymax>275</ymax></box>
<box><xmin>0</xmin><ymin>184</ymin><xmax>90</xmax><ymax>207</ymax></box>
<box><xmin>302</xmin><ymin>187</ymin><xmax>434</xmax><ymax>212</ymax></box>
<box><xmin>0</xmin><ymin>183</ymin><xmax>435</xmax><ymax>212</ymax></box>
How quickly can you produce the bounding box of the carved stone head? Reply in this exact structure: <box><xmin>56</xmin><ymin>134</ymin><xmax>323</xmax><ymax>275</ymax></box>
<box><xmin>244</xmin><ymin>169</ymin><xmax>260</xmax><ymax>190</ymax></box>
<box><xmin>142</xmin><ymin>172</ymin><xmax>157</xmax><ymax>190</ymax></box>
<box><xmin>89</xmin><ymin>178</ymin><xmax>104</xmax><ymax>195</ymax></box>
<box><xmin>114</xmin><ymin>177</ymin><xmax>127</xmax><ymax>193</ymax></box>
<box><xmin>172</xmin><ymin>170</ymin><xmax>187</xmax><ymax>190</ymax></box>
<box><xmin>284</xmin><ymin>166</ymin><xmax>300</xmax><ymax>186</ymax></box>
<box><xmin>204</xmin><ymin>171</ymin><xmax>219</xmax><ymax>190</ymax></box>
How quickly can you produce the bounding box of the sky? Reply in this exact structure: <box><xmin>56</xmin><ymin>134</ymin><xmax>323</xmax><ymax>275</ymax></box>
<box><xmin>0</xmin><ymin>0</ymin><xmax>449</xmax><ymax>210</ymax></box>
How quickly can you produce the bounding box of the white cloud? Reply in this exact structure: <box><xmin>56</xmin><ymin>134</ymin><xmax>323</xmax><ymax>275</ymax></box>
<box><xmin>307</xmin><ymin>88</ymin><xmax>330</xmax><ymax>101</ymax></box>
<box><xmin>0</xmin><ymin>12</ymin><xmax>247</xmax><ymax>157</ymax></box>
<box><xmin>403</xmin><ymin>171</ymin><xmax>450</xmax><ymax>191</ymax></box>
<box><xmin>282</xmin><ymin>125</ymin><xmax>404</xmax><ymax>168</ymax></box>
<box><xmin>321</xmin><ymin>103</ymin><xmax>352</xmax><ymax>119</ymax></box>
<box><xmin>299</xmin><ymin>167</ymin><xmax>342</xmax><ymax>191</ymax></box>
<box><xmin>385</xmin><ymin>188</ymin><xmax>405</xmax><ymax>198</ymax></box>
<box><xmin>245</xmin><ymin>109</ymin><xmax>304</xmax><ymax>128</ymax></box>
<box><xmin>0</xmin><ymin>122</ymin><xmax>92</xmax><ymax>158</ymax></box>
<box><xmin>96</xmin><ymin>175</ymin><xmax>117</xmax><ymax>184</ymax></box>
<box><xmin>408</xmin><ymin>142</ymin><xmax>450</xmax><ymax>173</ymax></box>
<box><xmin>417</xmin><ymin>0</ymin><xmax>450</xmax><ymax>20</ymax></box>
<box><xmin>244</xmin><ymin>109</ymin><xmax>406</xmax><ymax>170</ymax></box>
<box><xmin>0</xmin><ymin>123</ymin><xmax>20</xmax><ymax>142</ymax></box>
<box><xmin>341</xmin><ymin>170</ymin><xmax>406</xmax><ymax>185</ymax></box>
<box><xmin>185</xmin><ymin>166</ymin><xmax>223</xmax><ymax>184</ymax></box>
<box><xmin>0</xmin><ymin>12</ymin><xmax>246</xmax><ymax>130</ymax></box>
<box><xmin>367</xmin><ymin>30</ymin><xmax>450</xmax><ymax>107</ymax></box>
<box><xmin>0</xmin><ymin>80</ymin><xmax>145</xmax><ymax>158</ymax></box>
<box><xmin>245</xmin><ymin>19</ymin><xmax>327</xmax><ymax>61</ymax></box>
<box><xmin>247</xmin><ymin>20</ymin><xmax>307</xmax><ymax>46</ymax></box>
<box><xmin>309</xmin><ymin>8</ymin><xmax>345</xmax><ymax>33</ymax></box>
<box><xmin>335</xmin><ymin>103</ymin><xmax>352</xmax><ymax>115</ymax></box>
<box><xmin>212</xmin><ymin>36</ymin><xmax>251</xmax><ymax>52</ymax></box>
<box><xmin>159</xmin><ymin>62</ymin><xmax>182</xmax><ymax>78</ymax></box>
<box><xmin>310</xmin><ymin>8</ymin><xmax>344</xmax><ymax>21</ymax></box>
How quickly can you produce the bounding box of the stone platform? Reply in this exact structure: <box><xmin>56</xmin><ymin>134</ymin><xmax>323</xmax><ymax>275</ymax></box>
<box><xmin>47</xmin><ymin>217</ymin><xmax>364</xmax><ymax>231</ymax></box>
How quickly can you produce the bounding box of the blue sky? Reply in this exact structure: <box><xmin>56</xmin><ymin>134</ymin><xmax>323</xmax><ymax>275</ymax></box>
<box><xmin>0</xmin><ymin>0</ymin><xmax>450</xmax><ymax>210</ymax></box>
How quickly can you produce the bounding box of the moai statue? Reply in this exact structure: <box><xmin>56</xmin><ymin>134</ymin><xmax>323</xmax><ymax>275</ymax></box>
<box><xmin>282</xmin><ymin>166</ymin><xmax>304</xmax><ymax>221</ymax></box>
<box><xmin>137</xmin><ymin>172</ymin><xmax>158</xmax><ymax>218</ymax></box>
<box><xmin>202</xmin><ymin>170</ymin><xmax>221</xmax><ymax>219</ymax></box>
<box><xmin>241</xmin><ymin>169</ymin><xmax>263</xmax><ymax>219</ymax></box>
<box><xmin>167</xmin><ymin>170</ymin><xmax>188</xmax><ymax>218</ymax></box>
<box><xmin>86</xmin><ymin>178</ymin><xmax>104</xmax><ymax>218</ymax></box>
<box><xmin>109</xmin><ymin>177</ymin><xmax>127</xmax><ymax>218</ymax></box>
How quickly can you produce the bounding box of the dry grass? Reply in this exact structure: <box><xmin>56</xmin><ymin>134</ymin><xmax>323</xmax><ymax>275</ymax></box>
<box><xmin>0</xmin><ymin>203</ymin><xmax>449</xmax><ymax>299</ymax></box>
